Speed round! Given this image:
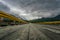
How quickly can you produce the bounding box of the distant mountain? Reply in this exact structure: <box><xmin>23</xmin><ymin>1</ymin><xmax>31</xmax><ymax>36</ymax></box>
<box><xmin>54</xmin><ymin>15</ymin><xmax>60</xmax><ymax>19</ymax></box>
<box><xmin>29</xmin><ymin>15</ymin><xmax>60</xmax><ymax>23</ymax></box>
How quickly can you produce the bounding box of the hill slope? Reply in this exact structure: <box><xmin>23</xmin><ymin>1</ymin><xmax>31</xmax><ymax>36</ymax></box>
<box><xmin>29</xmin><ymin>15</ymin><xmax>60</xmax><ymax>23</ymax></box>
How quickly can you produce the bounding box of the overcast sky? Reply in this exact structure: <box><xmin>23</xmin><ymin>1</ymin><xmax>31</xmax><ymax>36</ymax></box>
<box><xmin>0</xmin><ymin>0</ymin><xmax>60</xmax><ymax>20</ymax></box>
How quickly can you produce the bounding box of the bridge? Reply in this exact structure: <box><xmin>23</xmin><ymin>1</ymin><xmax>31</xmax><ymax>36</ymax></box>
<box><xmin>0</xmin><ymin>11</ymin><xmax>27</xmax><ymax>24</ymax></box>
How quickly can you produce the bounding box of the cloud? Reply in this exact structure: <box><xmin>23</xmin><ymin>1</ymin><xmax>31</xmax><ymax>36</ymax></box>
<box><xmin>1</xmin><ymin>0</ymin><xmax>60</xmax><ymax>20</ymax></box>
<box><xmin>0</xmin><ymin>2</ymin><xmax>10</xmax><ymax>12</ymax></box>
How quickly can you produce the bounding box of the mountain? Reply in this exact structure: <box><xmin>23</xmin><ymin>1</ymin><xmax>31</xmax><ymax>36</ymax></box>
<box><xmin>29</xmin><ymin>15</ymin><xmax>60</xmax><ymax>23</ymax></box>
<box><xmin>54</xmin><ymin>15</ymin><xmax>60</xmax><ymax>19</ymax></box>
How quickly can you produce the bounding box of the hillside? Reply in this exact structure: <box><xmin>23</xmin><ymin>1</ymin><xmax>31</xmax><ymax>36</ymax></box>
<box><xmin>29</xmin><ymin>15</ymin><xmax>60</xmax><ymax>23</ymax></box>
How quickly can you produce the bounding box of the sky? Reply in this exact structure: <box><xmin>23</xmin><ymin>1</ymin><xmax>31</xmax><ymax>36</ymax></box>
<box><xmin>0</xmin><ymin>0</ymin><xmax>60</xmax><ymax>20</ymax></box>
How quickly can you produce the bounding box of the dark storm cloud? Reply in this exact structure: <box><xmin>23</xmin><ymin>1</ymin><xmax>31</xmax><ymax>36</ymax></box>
<box><xmin>0</xmin><ymin>2</ymin><xmax>20</xmax><ymax>18</ymax></box>
<box><xmin>2</xmin><ymin>0</ymin><xmax>60</xmax><ymax>19</ymax></box>
<box><xmin>4</xmin><ymin>0</ymin><xmax>60</xmax><ymax>10</ymax></box>
<box><xmin>0</xmin><ymin>2</ymin><xmax>10</xmax><ymax>12</ymax></box>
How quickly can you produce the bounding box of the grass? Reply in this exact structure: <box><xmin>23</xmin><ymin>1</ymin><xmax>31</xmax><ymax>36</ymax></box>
<box><xmin>36</xmin><ymin>21</ymin><xmax>60</xmax><ymax>25</ymax></box>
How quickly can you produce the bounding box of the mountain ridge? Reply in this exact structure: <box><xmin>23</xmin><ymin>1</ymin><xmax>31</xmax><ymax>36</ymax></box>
<box><xmin>29</xmin><ymin>15</ymin><xmax>60</xmax><ymax>23</ymax></box>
